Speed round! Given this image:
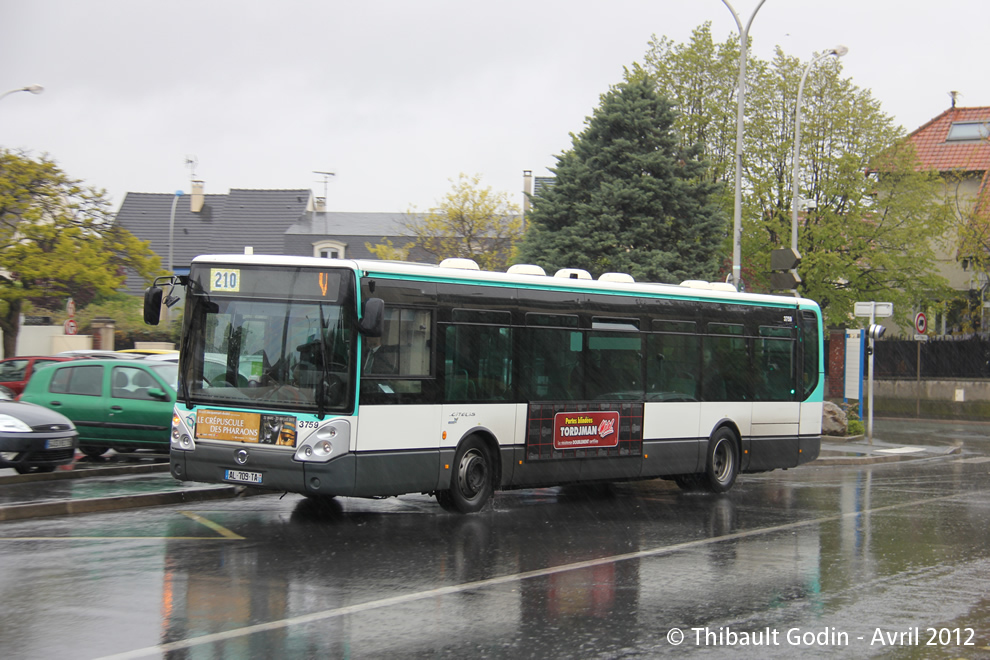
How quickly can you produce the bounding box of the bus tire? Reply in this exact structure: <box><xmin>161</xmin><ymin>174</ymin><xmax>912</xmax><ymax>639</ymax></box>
<box><xmin>437</xmin><ymin>435</ymin><xmax>494</xmax><ymax>514</ymax></box>
<box><xmin>702</xmin><ymin>427</ymin><xmax>739</xmax><ymax>493</ymax></box>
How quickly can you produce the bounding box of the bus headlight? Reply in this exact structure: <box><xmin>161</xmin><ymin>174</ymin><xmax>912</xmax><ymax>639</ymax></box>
<box><xmin>294</xmin><ymin>419</ymin><xmax>350</xmax><ymax>463</ymax></box>
<box><xmin>171</xmin><ymin>410</ymin><xmax>197</xmax><ymax>452</ymax></box>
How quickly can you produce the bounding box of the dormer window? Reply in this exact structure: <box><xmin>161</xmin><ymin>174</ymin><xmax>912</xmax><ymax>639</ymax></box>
<box><xmin>313</xmin><ymin>240</ymin><xmax>346</xmax><ymax>259</ymax></box>
<box><xmin>946</xmin><ymin>122</ymin><xmax>989</xmax><ymax>142</ymax></box>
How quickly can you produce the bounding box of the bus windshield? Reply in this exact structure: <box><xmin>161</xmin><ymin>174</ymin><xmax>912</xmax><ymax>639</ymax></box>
<box><xmin>183</xmin><ymin>295</ymin><xmax>355</xmax><ymax>414</ymax></box>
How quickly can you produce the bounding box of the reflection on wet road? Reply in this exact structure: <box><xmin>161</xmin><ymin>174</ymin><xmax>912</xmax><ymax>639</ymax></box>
<box><xmin>0</xmin><ymin>419</ymin><xmax>988</xmax><ymax>659</ymax></box>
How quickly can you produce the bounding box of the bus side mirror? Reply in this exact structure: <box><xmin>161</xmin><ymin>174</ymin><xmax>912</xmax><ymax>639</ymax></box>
<box><xmin>358</xmin><ymin>297</ymin><xmax>384</xmax><ymax>337</ymax></box>
<box><xmin>144</xmin><ymin>286</ymin><xmax>163</xmax><ymax>326</ymax></box>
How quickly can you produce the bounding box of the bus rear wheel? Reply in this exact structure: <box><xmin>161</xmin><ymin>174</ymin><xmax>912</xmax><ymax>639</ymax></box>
<box><xmin>436</xmin><ymin>436</ymin><xmax>494</xmax><ymax>514</ymax></box>
<box><xmin>702</xmin><ymin>427</ymin><xmax>739</xmax><ymax>493</ymax></box>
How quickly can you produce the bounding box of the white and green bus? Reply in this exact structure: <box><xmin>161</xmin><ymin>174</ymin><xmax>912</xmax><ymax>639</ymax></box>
<box><xmin>145</xmin><ymin>254</ymin><xmax>823</xmax><ymax>513</ymax></box>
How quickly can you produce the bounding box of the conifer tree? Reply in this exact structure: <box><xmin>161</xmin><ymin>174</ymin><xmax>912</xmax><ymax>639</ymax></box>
<box><xmin>516</xmin><ymin>70</ymin><xmax>726</xmax><ymax>283</ymax></box>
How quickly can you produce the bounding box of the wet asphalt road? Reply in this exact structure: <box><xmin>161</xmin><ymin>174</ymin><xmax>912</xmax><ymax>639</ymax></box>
<box><xmin>0</xmin><ymin>419</ymin><xmax>989</xmax><ymax>659</ymax></box>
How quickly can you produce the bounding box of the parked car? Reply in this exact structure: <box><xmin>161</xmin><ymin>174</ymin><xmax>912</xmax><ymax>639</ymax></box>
<box><xmin>0</xmin><ymin>392</ymin><xmax>78</xmax><ymax>474</ymax></box>
<box><xmin>20</xmin><ymin>359</ymin><xmax>178</xmax><ymax>457</ymax></box>
<box><xmin>0</xmin><ymin>356</ymin><xmax>71</xmax><ymax>396</ymax></box>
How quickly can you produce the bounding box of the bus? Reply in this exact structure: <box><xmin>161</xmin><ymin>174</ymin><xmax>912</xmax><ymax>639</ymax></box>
<box><xmin>145</xmin><ymin>254</ymin><xmax>823</xmax><ymax>514</ymax></box>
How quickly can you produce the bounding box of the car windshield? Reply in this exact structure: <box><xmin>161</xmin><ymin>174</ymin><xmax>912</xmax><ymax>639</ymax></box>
<box><xmin>183</xmin><ymin>296</ymin><xmax>355</xmax><ymax>413</ymax></box>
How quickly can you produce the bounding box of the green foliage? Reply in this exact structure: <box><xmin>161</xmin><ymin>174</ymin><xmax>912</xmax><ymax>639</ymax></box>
<box><xmin>0</xmin><ymin>150</ymin><xmax>162</xmax><ymax>357</ymax></box>
<box><xmin>642</xmin><ymin>26</ymin><xmax>954</xmax><ymax>327</ymax></box>
<box><xmin>368</xmin><ymin>174</ymin><xmax>522</xmax><ymax>271</ymax></box>
<box><xmin>516</xmin><ymin>70</ymin><xmax>726</xmax><ymax>282</ymax></box>
<box><xmin>364</xmin><ymin>238</ymin><xmax>413</xmax><ymax>261</ymax></box>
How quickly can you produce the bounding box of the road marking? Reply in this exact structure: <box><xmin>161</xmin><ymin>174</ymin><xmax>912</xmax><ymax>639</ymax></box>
<box><xmin>95</xmin><ymin>489</ymin><xmax>982</xmax><ymax>660</ymax></box>
<box><xmin>179</xmin><ymin>511</ymin><xmax>245</xmax><ymax>539</ymax></box>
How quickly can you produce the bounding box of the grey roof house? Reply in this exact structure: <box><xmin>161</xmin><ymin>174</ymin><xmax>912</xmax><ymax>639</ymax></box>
<box><xmin>113</xmin><ymin>183</ymin><xmax>425</xmax><ymax>293</ymax></box>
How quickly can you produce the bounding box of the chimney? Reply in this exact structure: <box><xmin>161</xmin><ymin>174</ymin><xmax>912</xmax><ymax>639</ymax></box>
<box><xmin>314</xmin><ymin>196</ymin><xmax>327</xmax><ymax>212</ymax></box>
<box><xmin>190</xmin><ymin>180</ymin><xmax>205</xmax><ymax>213</ymax></box>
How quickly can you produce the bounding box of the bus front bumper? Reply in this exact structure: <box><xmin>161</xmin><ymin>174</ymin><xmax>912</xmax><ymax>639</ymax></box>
<box><xmin>171</xmin><ymin>442</ymin><xmax>358</xmax><ymax>496</ymax></box>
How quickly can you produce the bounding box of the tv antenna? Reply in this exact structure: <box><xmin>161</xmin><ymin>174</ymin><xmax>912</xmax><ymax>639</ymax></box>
<box><xmin>314</xmin><ymin>170</ymin><xmax>335</xmax><ymax>203</ymax></box>
<box><xmin>186</xmin><ymin>155</ymin><xmax>199</xmax><ymax>179</ymax></box>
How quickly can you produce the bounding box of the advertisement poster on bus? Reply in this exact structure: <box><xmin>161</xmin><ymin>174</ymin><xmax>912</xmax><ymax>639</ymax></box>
<box><xmin>553</xmin><ymin>411</ymin><xmax>620</xmax><ymax>450</ymax></box>
<box><xmin>196</xmin><ymin>409</ymin><xmax>297</xmax><ymax>447</ymax></box>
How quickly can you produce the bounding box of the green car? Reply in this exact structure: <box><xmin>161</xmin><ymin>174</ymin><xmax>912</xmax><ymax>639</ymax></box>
<box><xmin>20</xmin><ymin>359</ymin><xmax>178</xmax><ymax>456</ymax></box>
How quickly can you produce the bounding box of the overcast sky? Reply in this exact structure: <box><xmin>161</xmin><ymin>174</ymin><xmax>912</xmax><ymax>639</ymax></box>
<box><xmin>1</xmin><ymin>1</ymin><xmax>985</xmax><ymax>214</ymax></box>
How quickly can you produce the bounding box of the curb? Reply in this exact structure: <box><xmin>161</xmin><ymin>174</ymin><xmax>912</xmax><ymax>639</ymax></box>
<box><xmin>0</xmin><ymin>484</ymin><xmax>254</xmax><ymax>522</ymax></box>
<box><xmin>0</xmin><ymin>462</ymin><xmax>171</xmax><ymax>486</ymax></box>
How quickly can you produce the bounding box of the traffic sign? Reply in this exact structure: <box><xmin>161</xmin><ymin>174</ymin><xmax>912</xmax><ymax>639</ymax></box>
<box><xmin>914</xmin><ymin>312</ymin><xmax>927</xmax><ymax>334</ymax></box>
<box><xmin>854</xmin><ymin>302</ymin><xmax>893</xmax><ymax>318</ymax></box>
<box><xmin>63</xmin><ymin>319</ymin><xmax>77</xmax><ymax>335</ymax></box>
<box><xmin>66</xmin><ymin>298</ymin><xmax>76</xmax><ymax>317</ymax></box>
<box><xmin>770</xmin><ymin>248</ymin><xmax>801</xmax><ymax>271</ymax></box>
<box><xmin>769</xmin><ymin>270</ymin><xmax>801</xmax><ymax>290</ymax></box>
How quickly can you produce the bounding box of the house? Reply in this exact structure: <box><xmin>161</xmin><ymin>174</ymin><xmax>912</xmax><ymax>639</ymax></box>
<box><xmin>907</xmin><ymin>104</ymin><xmax>990</xmax><ymax>331</ymax></box>
<box><xmin>113</xmin><ymin>182</ymin><xmax>425</xmax><ymax>292</ymax></box>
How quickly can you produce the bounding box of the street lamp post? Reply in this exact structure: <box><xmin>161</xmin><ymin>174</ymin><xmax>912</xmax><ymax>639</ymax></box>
<box><xmin>0</xmin><ymin>84</ymin><xmax>44</xmax><ymax>103</ymax></box>
<box><xmin>166</xmin><ymin>190</ymin><xmax>184</xmax><ymax>324</ymax></box>
<box><xmin>168</xmin><ymin>190</ymin><xmax>184</xmax><ymax>274</ymax></box>
<box><xmin>791</xmin><ymin>46</ymin><xmax>848</xmax><ymax>254</ymax></box>
<box><xmin>721</xmin><ymin>0</ymin><xmax>767</xmax><ymax>290</ymax></box>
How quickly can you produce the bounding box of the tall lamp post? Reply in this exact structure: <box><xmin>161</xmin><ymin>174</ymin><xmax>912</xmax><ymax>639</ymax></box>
<box><xmin>0</xmin><ymin>84</ymin><xmax>43</xmax><ymax>103</ymax></box>
<box><xmin>721</xmin><ymin>0</ymin><xmax>767</xmax><ymax>290</ymax></box>
<box><xmin>791</xmin><ymin>46</ymin><xmax>848</xmax><ymax>254</ymax></box>
<box><xmin>166</xmin><ymin>190</ymin><xmax>184</xmax><ymax>324</ymax></box>
<box><xmin>168</xmin><ymin>190</ymin><xmax>184</xmax><ymax>274</ymax></box>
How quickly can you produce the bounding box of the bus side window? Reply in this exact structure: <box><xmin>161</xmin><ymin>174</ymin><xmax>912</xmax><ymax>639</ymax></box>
<box><xmin>522</xmin><ymin>314</ymin><xmax>581</xmax><ymax>401</ymax></box>
<box><xmin>444</xmin><ymin>311</ymin><xmax>512</xmax><ymax>402</ymax></box>
<box><xmin>522</xmin><ymin>326</ymin><xmax>581</xmax><ymax>401</ymax></box>
<box><xmin>756</xmin><ymin>326</ymin><xmax>795</xmax><ymax>401</ymax></box>
<box><xmin>647</xmin><ymin>321</ymin><xmax>699</xmax><ymax>401</ymax></box>
<box><xmin>703</xmin><ymin>323</ymin><xmax>750</xmax><ymax>402</ymax></box>
<box><xmin>363</xmin><ymin>307</ymin><xmax>433</xmax><ymax>398</ymax></box>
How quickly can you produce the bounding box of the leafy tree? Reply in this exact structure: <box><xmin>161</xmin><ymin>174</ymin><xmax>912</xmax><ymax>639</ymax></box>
<box><xmin>940</xmin><ymin>172</ymin><xmax>990</xmax><ymax>332</ymax></box>
<box><xmin>0</xmin><ymin>150</ymin><xmax>161</xmax><ymax>357</ymax></box>
<box><xmin>366</xmin><ymin>173</ymin><xmax>522</xmax><ymax>271</ymax></box>
<box><xmin>365</xmin><ymin>238</ymin><xmax>412</xmax><ymax>262</ymax></box>
<box><xmin>642</xmin><ymin>27</ymin><xmax>955</xmax><ymax>327</ymax></box>
<box><xmin>516</xmin><ymin>69</ymin><xmax>726</xmax><ymax>282</ymax></box>
<box><xmin>643</xmin><ymin>23</ymin><xmax>740</xmax><ymax>188</ymax></box>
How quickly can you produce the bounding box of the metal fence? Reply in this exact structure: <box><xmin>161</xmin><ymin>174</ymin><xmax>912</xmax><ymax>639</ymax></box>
<box><xmin>872</xmin><ymin>337</ymin><xmax>990</xmax><ymax>380</ymax></box>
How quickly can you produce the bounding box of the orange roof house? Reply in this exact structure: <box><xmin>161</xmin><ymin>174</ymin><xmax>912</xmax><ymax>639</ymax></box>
<box><xmin>907</xmin><ymin>104</ymin><xmax>990</xmax><ymax>294</ymax></box>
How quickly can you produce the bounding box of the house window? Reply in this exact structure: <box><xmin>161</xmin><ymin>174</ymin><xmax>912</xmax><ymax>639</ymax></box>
<box><xmin>946</xmin><ymin>122</ymin><xmax>989</xmax><ymax>142</ymax></box>
<box><xmin>313</xmin><ymin>240</ymin><xmax>346</xmax><ymax>259</ymax></box>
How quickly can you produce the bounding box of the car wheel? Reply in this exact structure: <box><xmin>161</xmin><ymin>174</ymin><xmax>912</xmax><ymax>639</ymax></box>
<box><xmin>81</xmin><ymin>446</ymin><xmax>109</xmax><ymax>458</ymax></box>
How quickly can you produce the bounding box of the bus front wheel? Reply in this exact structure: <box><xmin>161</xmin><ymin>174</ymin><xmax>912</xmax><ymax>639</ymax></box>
<box><xmin>437</xmin><ymin>436</ymin><xmax>494</xmax><ymax>514</ymax></box>
<box><xmin>702</xmin><ymin>427</ymin><xmax>739</xmax><ymax>493</ymax></box>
